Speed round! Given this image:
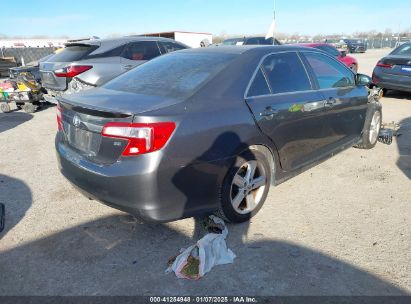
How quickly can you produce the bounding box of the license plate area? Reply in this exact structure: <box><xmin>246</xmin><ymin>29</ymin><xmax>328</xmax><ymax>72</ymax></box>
<box><xmin>41</xmin><ymin>72</ymin><xmax>54</xmax><ymax>84</ymax></box>
<box><xmin>66</xmin><ymin>124</ymin><xmax>101</xmax><ymax>156</ymax></box>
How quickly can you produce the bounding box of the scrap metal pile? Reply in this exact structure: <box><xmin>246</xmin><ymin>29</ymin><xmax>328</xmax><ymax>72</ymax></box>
<box><xmin>0</xmin><ymin>72</ymin><xmax>43</xmax><ymax>113</ymax></box>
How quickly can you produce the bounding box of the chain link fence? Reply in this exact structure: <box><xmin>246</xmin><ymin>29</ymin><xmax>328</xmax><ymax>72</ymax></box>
<box><xmin>0</xmin><ymin>47</ymin><xmax>56</xmax><ymax>65</ymax></box>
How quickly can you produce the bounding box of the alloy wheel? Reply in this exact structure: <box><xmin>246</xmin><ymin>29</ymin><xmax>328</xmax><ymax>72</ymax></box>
<box><xmin>230</xmin><ymin>160</ymin><xmax>267</xmax><ymax>214</ymax></box>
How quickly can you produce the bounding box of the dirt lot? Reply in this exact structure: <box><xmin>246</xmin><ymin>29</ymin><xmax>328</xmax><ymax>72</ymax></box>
<box><xmin>0</xmin><ymin>49</ymin><xmax>410</xmax><ymax>296</ymax></box>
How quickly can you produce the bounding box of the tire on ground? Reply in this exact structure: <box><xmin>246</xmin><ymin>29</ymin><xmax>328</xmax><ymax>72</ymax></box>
<box><xmin>22</xmin><ymin>103</ymin><xmax>37</xmax><ymax>114</ymax></box>
<box><xmin>0</xmin><ymin>102</ymin><xmax>11</xmax><ymax>113</ymax></box>
<box><xmin>354</xmin><ymin>103</ymin><xmax>382</xmax><ymax>149</ymax></box>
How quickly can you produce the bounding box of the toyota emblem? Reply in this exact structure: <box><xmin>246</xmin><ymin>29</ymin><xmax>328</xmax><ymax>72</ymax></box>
<box><xmin>73</xmin><ymin>115</ymin><xmax>81</xmax><ymax>128</ymax></box>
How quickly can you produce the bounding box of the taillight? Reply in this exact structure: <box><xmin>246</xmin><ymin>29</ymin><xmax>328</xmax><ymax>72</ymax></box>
<box><xmin>54</xmin><ymin>65</ymin><xmax>92</xmax><ymax>77</ymax></box>
<box><xmin>102</xmin><ymin>122</ymin><xmax>176</xmax><ymax>156</ymax></box>
<box><xmin>56</xmin><ymin>103</ymin><xmax>63</xmax><ymax>131</ymax></box>
<box><xmin>372</xmin><ymin>73</ymin><xmax>379</xmax><ymax>84</ymax></box>
<box><xmin>376</xmin><ymin>61</ymin><xmax>393</xmax><ymax>68</ymax></box>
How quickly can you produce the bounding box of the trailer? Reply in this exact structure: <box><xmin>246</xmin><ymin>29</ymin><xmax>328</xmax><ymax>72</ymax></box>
<box><xmin>140</xmin><ymin>31</ymin><xmax>213</xmax><ymax>48</ymax></box>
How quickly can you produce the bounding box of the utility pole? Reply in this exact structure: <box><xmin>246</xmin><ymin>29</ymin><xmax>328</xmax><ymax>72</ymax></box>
<box><xmin>273</xmin><ymin>0</ymin><xmax>276</xmax><ymax>45</ymax></box>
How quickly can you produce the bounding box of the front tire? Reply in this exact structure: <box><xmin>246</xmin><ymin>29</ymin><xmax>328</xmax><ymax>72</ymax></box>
<box><xmin>216</xmin><ymin>150</ymin><xmax>272</xmax><ymax>223</ymax></box>
<box><xmin>355</xmin><ymin>103</ymin><xmax>382</xmax><ymax>149</ymax></box>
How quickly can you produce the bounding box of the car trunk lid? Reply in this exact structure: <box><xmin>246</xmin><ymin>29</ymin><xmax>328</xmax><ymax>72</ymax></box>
<box><xmin>40</xmin><ymin>43</ymin><xmax>99</xmax><ymax>91</ymax></box>
<box><xmin>58</xmin><ymin>88</ymin><xmax>180</xmax><ymax>164</ymax></box>
<box><xmin>379</xmin><ymin>55</ymin><xmax>411</xmax><ymax>77</ymax></box>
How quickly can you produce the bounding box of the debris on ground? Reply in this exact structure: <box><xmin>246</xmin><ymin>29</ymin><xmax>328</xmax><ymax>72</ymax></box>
<box><xmin>166</xmin><ymin>215</ymin><xmax>236</xmax><ymax>280</ymax></box>
<box><xmin>0</xmin><ymin>73</ymin><xmax>43</xmax><ymax>113</ymax></box>
<box><xmin>379</xmin><ymin>121</ymin><xmax>401</xmax><ymax>145</ymax></box>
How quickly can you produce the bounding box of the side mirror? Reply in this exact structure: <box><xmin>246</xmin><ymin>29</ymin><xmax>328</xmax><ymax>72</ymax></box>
<box><xmin>356</xmin><ymin>73</ymin><xmax>372</xmax><ymax>86</ymax></box>
<box><xmin>340</xmin><ymin>50</ymin><xmax>347</xmax><ymax>57</ymax></box>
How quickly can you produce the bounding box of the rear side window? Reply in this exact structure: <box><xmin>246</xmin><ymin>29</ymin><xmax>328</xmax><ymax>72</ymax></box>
<box><xmin>104</xmin><ymin>52</ymin><xmax>236</xmax><ymax>98</ymax></box>
<box><xmin>48</xmin><ymin>45</ymin><xmax>98</xmax><ymax>62</ymax></box>
<box><xmin>261</xmin><ymin>52</ymin><xmax>312</xmax><ymax>94</ymax></box>
<box><xmin>121</xmin><ymin>41</ymin><xmax>161</xmax><ymax>61</ymax></box>
<box><xmin>246</xmin><ymin>37</ymin><xmax>272</xmax><ymax>45</ymax></box>
<box><xmin>391</xmin><ymin>43</ymin><xmax>411</xmax><ymax>56</ymax></box>
<box><xmin>303</xmin><ymin>52</ymin><xmax>354</xmax><ymax>89</ymax></box>
<box><xmin>160</xmin><ymin>42</ymin><xmax>187</xmax><ymax>54</ymax></box>
<box><xmin>247</xmin><ymin>68</ymin><xmax>270</xmax><ymax>97</ymax></box>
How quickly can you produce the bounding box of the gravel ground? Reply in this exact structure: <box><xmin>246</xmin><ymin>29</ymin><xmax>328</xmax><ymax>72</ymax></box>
<box><xmin>0</xmin><ymin>49</ymin><xmax>410</xmax><ymax>296</ymax></box>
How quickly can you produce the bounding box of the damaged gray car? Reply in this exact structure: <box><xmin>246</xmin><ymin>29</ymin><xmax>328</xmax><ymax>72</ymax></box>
<box><xmin>39</xmin><ymin>36</ymin><xmax>188</xmax><ymax>103</ymax></box>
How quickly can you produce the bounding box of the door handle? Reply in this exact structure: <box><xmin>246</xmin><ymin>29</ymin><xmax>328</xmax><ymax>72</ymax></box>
<box><xmin>260</xmin><ymin>106</ymin><xmax>278</xmax><ymax>120</ymax></box>
<box><xmin>324</xmin><ymin>98</ymin><xmax>337</xmax><ymax>108</ymax></box>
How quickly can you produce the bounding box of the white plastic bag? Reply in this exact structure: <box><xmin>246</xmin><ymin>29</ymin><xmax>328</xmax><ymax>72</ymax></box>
<box><xmin>166</xmin><ymin>215</ymin><xmax>236</xmax><ymax>280</ymax></box>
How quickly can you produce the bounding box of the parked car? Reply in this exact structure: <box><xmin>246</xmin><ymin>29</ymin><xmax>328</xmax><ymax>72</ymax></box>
<box><xmin>56</xmin><ymin>45</ymin><xmax>381</xmax><ymax>223</ymax></box>
<box><xmin>325</xmin><ymin>39</ymin><xmax>349</xmax><ymax>53</ymax></box>
<box><xmin>221</xmin><ymin>36</ymin><xmax>281</xmax><ymax>46</ymax></box>
<box><xmin>9</xmin><ymin>54</ymin><xmax>54</xmax><ymax>82</ymax></box>
<box><xmin>372</xmin><ymin>42</ymin><xmax>411</xmax><ymax>93</ymax></box>
<box><xmin>343</xmin><ymin>38</ymin><xmax>367</xmax><ymax>53</ymax></box>
<box><xmin>40</xmin><ymin>37</ymin><xmax>189</xmax><ymax>103</ymax></box>
<box><xmin>297</xmin><ymin>43</ymin><xmax>359</xmax><ymax>72</ymax></box>
<box><xmin>0</xmin><ymin>57</ymin><xmax>17</xmax><ymax>77</ymax></box>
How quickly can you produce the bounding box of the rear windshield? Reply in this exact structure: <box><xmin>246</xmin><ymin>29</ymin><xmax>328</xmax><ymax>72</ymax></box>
<box><xmin>48</xmin><ymin>44</ymin><xmax>98</xmax><ymax>62</ymax></box>
<box><xmin>104</xmin><ymin>52</ymin><xmax>236</xmax><ymax>98</ymax></box>
<box><xmin>222</xmin><ymin>38</ymin><xmax>243</xmax><ymax>45</ymax></box>
<box><xmin>391</xmin><ymin>43</ymin><xmax>411</xmax><ymax>56</ymax></box>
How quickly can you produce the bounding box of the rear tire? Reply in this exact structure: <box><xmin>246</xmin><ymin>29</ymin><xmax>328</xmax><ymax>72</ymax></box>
<box><xmin>216</xmin><ymin>150</ymin><xmax>272</xmax><ymax>223</ymax></box>
<box><xmin>0</xmin><ymin>102</ymin><xmax>11</xmax><ymax>113</ymax></box>
<box><xmin>354</xmin><ymin>103</ymin><xmax>382</xmax><ymax>149</ymax></box>
<box><xmin>22</xmin><ymin>103</ymin><xmax>37</xmax><ymax>113</ymax></box>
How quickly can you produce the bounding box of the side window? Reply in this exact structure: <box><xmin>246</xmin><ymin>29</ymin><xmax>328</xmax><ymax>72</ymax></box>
<box><xmin>121</xmin><ymin>41</ymin><xmax>161</xmax><ymax>61</ymax></box>
<box><xmin>304</xmin><ymin>52</ymin><xmax>355</xmax><ymax>89</ymax></box>
<box><xmin>161</xmin><ymin>42</ymin><xmax>186</xmax><ymax>54</ymax></box>
<box><xmin>261</xmin><ymin>52</ymin><xmax>312</xmax><ymax>94</ymax></box>
<box><xmin>245</xmin><ymin>38</ymin><xmax>259</xmax><ymax>45</ymax></box>
<box><xmin>247</xmin><ymin>68</ymin><xmax>270</xmax><ymax>97</ymax></box>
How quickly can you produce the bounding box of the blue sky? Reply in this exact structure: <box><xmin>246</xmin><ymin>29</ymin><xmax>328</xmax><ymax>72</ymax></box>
<box><xmin>1</xmin><ymin>0</ymin><xmax>410</xmax><ymax>38</ymax></box>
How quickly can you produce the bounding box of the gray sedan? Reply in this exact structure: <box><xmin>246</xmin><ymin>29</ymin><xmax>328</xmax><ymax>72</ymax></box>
<box><xmin>56</xmin><ymin>46</ymin><xmax>381</xmax><ymax>223</ymax></box>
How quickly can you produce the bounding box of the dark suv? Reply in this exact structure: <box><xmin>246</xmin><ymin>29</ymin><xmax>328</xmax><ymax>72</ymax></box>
<box><xmin>221</xmin><ymin>36</ymin><xmax>281</xmax><ymax>46</ymax></box>
<box><xmin>344</xmin><ymin>39</ymin><xmax>367</xmax><ymax>53</ymax></box>
<box><xmin>40</xmin><ymin>37</ymin><xmax>188</xmax><ymax>103</ymax></box>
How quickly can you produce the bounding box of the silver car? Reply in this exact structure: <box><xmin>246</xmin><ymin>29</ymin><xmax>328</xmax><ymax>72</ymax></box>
<box><xmin>39</xmin><ymin>36</ymin><xmax>188</xmax><ymax>103</ymax></box>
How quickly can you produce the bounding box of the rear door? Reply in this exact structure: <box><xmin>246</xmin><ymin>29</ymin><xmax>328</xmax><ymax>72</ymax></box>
<box><xmin>245</xmin><ymin>51</ymin><xmax>330</xmax><ymax>171</ymax></box>
<box><xmin>301</xmin><ymin>51</ymin><xmax>368</xmax><ymax>147</ymax></box>
<box><xmin>120</xmin><ymin>41</ymin><xmax>161</xmax><ymax>72</ymax></box>
<box><xmin>39</xmin><ymin>44</ymin><xmax>98</xmax><ymax>90</ymax></box>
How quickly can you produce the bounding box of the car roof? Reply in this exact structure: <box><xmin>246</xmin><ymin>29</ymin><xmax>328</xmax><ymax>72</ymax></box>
<box><xmin>297</xmin><ymin>43</ymin><xmax>329</xmax><ymax>47</ymax></box>
<box><xmin>68</xmin><ymin>36</ymin><xmax>178</xmax><ymax>46</ymax></box>
<box><xmin>65</xmin><ymin>36</ymin><xmax>188</xmax><ymax>55</ymax></box>
<box><xmin>181</xmin><ymin>45</ymin><xmax>318</xmax><ymax>56</ymax></box>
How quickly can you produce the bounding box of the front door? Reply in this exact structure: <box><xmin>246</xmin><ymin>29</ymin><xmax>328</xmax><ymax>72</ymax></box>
<box><xmin>301</xmin><ymin>51</ymin><xmax>368</xmax><ymax>148</ymax></box>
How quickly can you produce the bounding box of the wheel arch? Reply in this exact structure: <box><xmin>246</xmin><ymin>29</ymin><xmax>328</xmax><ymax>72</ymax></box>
<box><xmin>247</xmin><ymin>144</ymin><xmax>278</xmax><ymax>185</ymax></box>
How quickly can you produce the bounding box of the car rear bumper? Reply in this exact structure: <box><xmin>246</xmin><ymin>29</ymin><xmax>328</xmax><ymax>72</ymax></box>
<box><xmin>373</xmin><ymin>68</ymin><xmax>411</xmax><ymax>92</ymax></box>
<box><xmin>56</xmin><ymin>133</ymin><xmax>226</xmax><ymax>222</ymax></box>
